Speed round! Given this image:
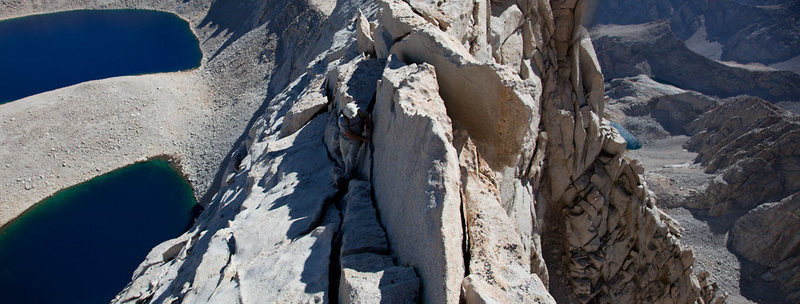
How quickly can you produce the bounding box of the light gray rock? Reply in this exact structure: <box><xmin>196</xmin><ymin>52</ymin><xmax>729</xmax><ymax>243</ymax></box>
<box><xmin>340</xmin><ymin>180</ymin><xmax>390</xmax><ymax>257</ymax></box>
<box><xmin>388</xmin><ymin>24</ymin><xmax>541</xmax><ymax>172</ymax></box>
<box><xmin>327</xmin><ymin>55</ymin><xmax>383</xmax><ymax>112</ymax></box>
<box><xmin>372</xmin><ymin>59</ymin><xmax>464</xmax><ymax>304</ymax></box>
<box><xmin>339</xmin><ymin>253</ymin><xmax>419</xmax><ymax>303</ymax></box>
<box><xmin>279</xmin><ymin>74</ymin><xmax>329</xmax><ymax>138</ymax></box>
<box><xmin>488</xmin><ymin>3</ymin><xmax>524</xmax><ymax>72</ymax></box>
<box><xmin>457</xmin><ymin>138</ymin><xmax>555</xmax><ymax>304</ymax></box>
<box><xmin>338</xmin><ymin>181</ymin><xmax>420</xmax><ymax>304</ymax></box>
<box><xmin>84</xmin><ymin>1</ymin><xmax>732</xmax><ymax>304</ymax></box>
<box><xmin>114</xmin><ymin>115</ymin><xmax>341</xmax><ymax>304</ymax></box>
<box><xmin>356</xmin><ymin>11</ymin><xmax>375</xmax><ymax>56</ymax></box>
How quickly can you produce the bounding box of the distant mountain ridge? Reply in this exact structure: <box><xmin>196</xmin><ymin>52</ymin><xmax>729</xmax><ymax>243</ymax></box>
<box><xmin>587</xmin><ymin>0</ymin><xmax>800</xmax><ymax>66</ymax></box>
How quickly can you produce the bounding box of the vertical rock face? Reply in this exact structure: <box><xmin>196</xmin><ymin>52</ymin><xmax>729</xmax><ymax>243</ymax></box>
<box><xmin>534</xmin><ymin>1</ymin><xmax>723</xmax><ymax>303</ymax></box>
<box><xmin>372</xmin><ymin>60</ymin><xmax>465</xmax><ymax>304</ymax></box>
<box><xmin>458</xmin><ymin>137</ymin><xmax>555</xmax><ymax>304</ymax></box>
<box><xmin>111</xmin><ymin>0</ymin><xmax>724</xmax><ymax>303</ymax></box>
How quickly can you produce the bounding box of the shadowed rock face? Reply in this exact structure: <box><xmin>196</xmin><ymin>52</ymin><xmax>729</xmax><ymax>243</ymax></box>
<box><xmin>727</xmin><ymin>189</ymin><xmax>800</xmax><ymax>304</ymax></box>
<box><xmin>590</xmin><ymin>22</ymin><xmax>800</xmax><ymax>102</ymax></box>
<box><xmin>684</xmin><ymin>97</ymin><xmax>800</xmax><ymax>216</ymax></box>
<box><xmin>604</xmin><ymin>74</ymin><xmax>721</xmax><ymax>144</ymax></box>
<box><xmin>672</xmin><ymin>96</ymin><xmax>800</xmax><ymax>303</ymax></box>
<box><xmin>588</xmin><ymin>0</ymin><xmax>800</xmax><ymax>65</ymax></box>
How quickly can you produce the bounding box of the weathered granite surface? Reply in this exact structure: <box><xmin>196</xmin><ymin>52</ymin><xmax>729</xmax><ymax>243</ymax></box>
<box><xmin>0</xmin><ymin>1</ymin><xmax>730</xmax><ymax>303</ymax></box>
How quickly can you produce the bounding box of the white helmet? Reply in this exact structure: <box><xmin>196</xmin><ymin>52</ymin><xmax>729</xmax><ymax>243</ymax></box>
<box><xmin>343</xmin><ymin>102</ymin><xmax>359</xmax><ymax>119</ymax></box>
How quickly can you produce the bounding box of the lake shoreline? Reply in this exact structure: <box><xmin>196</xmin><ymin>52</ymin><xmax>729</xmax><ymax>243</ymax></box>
<box><xmin>0</xmin><ymin>154</ymin><xmax>196</xmax><ymax>232</ymax></box>
<box><xmin>0</xmin><ymin>0</ymin><xmax>273</xmax><ymax>228</ymax></box>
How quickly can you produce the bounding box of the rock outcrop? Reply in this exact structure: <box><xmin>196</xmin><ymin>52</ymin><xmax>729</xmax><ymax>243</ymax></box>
<box><xmin>106</xmin><ymin>0</ymin><xmax>725</xmax><ymax>303</ymax></box>
<box><xmin>338</xmin><ymin>180</ymin><xmax>420</xmax><ymax>303</ymax></box>
<box><xmin>458</xmin><ymin>137</ymin><xmax>555</xmax><ymax>304</ymax></box>
<box><xmin>729</xmin><ymin>192</ymin><xmax>800</xmax><ymax>267</ymax></box>
<box><xmin>588</xmin><ymin>0</ymin><xmax>800</xmax><ymax>66</ymax></box>
<box><xmin>114</xmin><ymin>115</ymin><xmax>342</xmax><ymax>303</ymax></box>
<box><xmin>590</xmin><ymin>22</ymin><xmax>800</xmax><ymax>102</ymax></box>
<box><xmin>669</xmin><ymin>96</ymin><xmax>800</xmax><ymax>303</ymax></box>
<box><xmin>604</xmin><ymin>74</ymin><xmax>720</xmax><ymax>143</ymax></box>
<box><xmin>372</xmin><ymin>59</ymin><xmax>464</xmax><ymax>304</ymax></box>
<box><xmin>684</xmin><ymin>97</ymin><xmax>800</xmax><ymax>216</ymax></box>
<box><xmin>728</xmin><ymin>193</ymin><xmax>800</xmax><ymax>304</ymax></box>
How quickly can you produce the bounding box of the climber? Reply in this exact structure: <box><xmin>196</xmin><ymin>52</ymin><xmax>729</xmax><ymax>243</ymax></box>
<box><xmin>338</xmin><ymin>102</ymin><xmax>371</xmax><ymax>179</ymax></box>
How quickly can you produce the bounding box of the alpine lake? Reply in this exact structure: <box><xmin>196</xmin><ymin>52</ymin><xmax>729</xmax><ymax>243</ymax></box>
<box><xmin>0</xmin><ymin>9</ymin><xmax>203</xmax><ymax>303</ymax></box>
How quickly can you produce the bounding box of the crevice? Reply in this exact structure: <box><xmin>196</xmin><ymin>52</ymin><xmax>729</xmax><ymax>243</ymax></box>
<box><xmin>541</xmin><ymin>196</ymin><xmax>580</xmax><ymax>303</ymax></box>
<box><xmin>460</xmin><ymin>186</ymin><xmax>471</xmax><ymax>280</ymax></box>
<box><xmin>327</xmin><ymin>175</ymin><xmax>349</xmax><ymax>304</ymax></box>
<box><xmin>367</xmin><ymin>175</ymin><xmax>393</xmax><ymax>258</ymax></box>
<box><xmin>328</xmin><ymin>211</ymin><xmax>344</xmax><ymax>304</ymax></box>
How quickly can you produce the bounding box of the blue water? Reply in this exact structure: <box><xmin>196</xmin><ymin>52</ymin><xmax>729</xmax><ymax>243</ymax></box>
<box><xmin>0</xmin><ymin>160</ymin><xmax>200</xmax><ymax>304</ymax></box>
<box><xmin>0</xmin><ymin>10</ymin><xmax>201</xmax><ymax>103</ymax></box>
<box><xmin>609</xmin><ymin>121</ymin><xmax>642</xmax><ymax>150</ymax></box>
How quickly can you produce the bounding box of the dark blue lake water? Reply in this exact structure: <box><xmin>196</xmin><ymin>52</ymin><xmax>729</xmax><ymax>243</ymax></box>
<box><xmin>0</xmin><ymin>9</ymin><xmax>202</xmax><ymax>103</ymax></box>
<box><xmin>0</xmin><ymin>160</ymin><xmax>199</xmax><ymax>304</ymax></box>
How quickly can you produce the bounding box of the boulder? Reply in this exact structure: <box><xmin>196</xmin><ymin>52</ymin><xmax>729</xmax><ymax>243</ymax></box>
<box><xmin>356</xmin><ymin>11</ymin><xmax>375</xmax><ymax>56</ymax></box>
<box><xmin>728</xmin><ymin>192</ymin><xmax>800</xmax><ymax>303</ymax></box>
<box><xmin>729</xmin><ymin>192</ymin><xmax>800</xmax><ymax>267</ymax></box>
<box><xmin>388</xmin><ymin>25</ymin><xmax>541</xmax><ymax>171</ymax></box>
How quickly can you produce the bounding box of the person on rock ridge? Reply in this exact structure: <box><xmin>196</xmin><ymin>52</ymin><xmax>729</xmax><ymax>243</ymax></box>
<box><xmin>338</xmin><ymin>102</ymin><xmax>371</xmax><ymax>179</ymax></box>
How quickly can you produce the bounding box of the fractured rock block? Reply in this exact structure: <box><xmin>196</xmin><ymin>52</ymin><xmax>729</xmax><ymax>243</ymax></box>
<box><xmin>341</xmin><ymin>180</ymin><xmax>390</xmax><ymax>256</ymax></box>
<box><xmin>372</xmin><ymin>57</ymin><xmax>464</xmax><ymax>304</ymax></box>
<box><xmin>279</xmin><ymin>74</ymin><xmax>328</xmax><ymax>138</ymax></box>
<box><xmin>340</xmin><ymin>253</ymin><xmax>420</xmax><ymax>304</ymax></box>
<box><xmin>458</xmin><ymin>138</ymin><xmax>555</xmax><ymax>303</ymax></box>
<box><xmin>356</xmin><ymin>11</ymin><xmax>375</xmax><ymax>55</ymax></box>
